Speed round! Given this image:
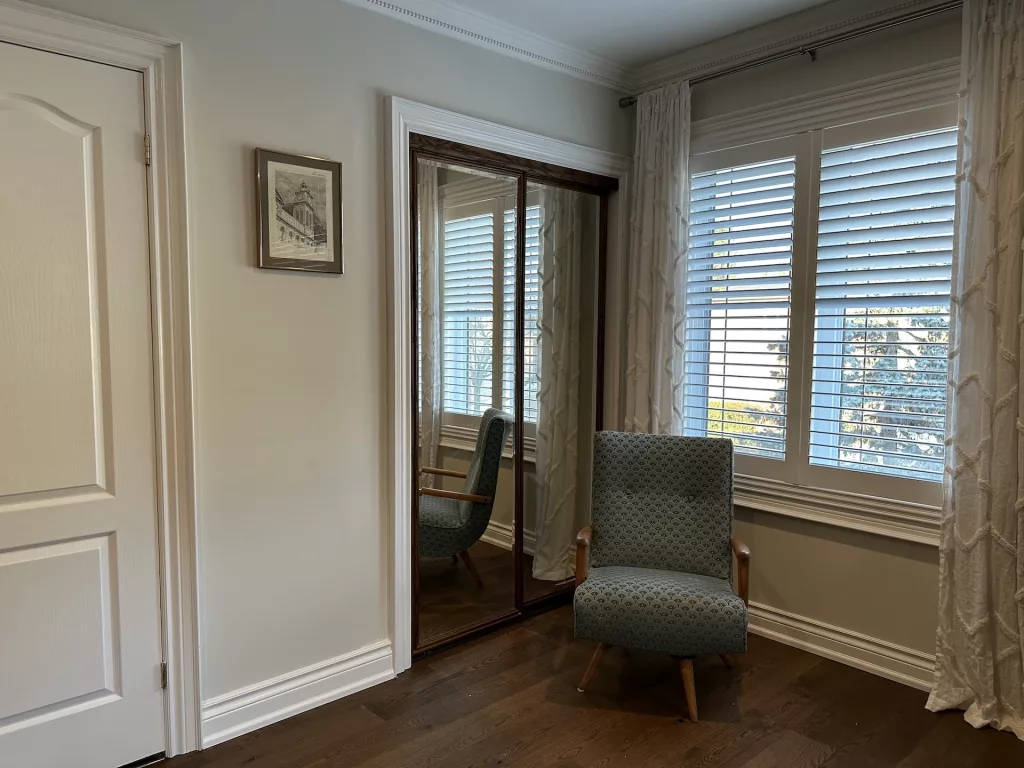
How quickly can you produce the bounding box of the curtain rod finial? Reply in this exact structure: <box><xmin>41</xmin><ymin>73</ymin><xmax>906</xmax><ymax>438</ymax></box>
<box><xmin>619</xmin><ymin>95</ymin><xmax>638</xmax><ymax>109</ymax></box>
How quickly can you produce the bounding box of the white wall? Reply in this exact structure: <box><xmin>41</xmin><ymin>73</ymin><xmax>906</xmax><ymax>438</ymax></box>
<box><xmin>23</xmin><ymin>0</ymin><xmax>632</xmax><ymax>707</ymax></box>
<box><xmin>690</xmin><ymin>10</ymin><xmax>961</xmax><ymax>663</ymax></box>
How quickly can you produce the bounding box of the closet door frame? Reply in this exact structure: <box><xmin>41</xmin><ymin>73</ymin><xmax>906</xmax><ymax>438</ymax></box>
<box><xmin>387</xmin><ymin>96</ymin><xmax>629</xmax><ymax>672</ymax></box>
<box><xmin>409</xmin><ymin>134</ymin><xmax>617</xmax><ymax>657</ymax></box>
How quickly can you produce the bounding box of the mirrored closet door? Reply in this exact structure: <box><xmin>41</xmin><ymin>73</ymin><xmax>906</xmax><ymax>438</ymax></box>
<box><xmin>414</xmin><ymin>158</ymin><xmax>521</xmax><ymax>648</ymax></box>
<box><xmin>411</xmin><ymin>136</ymin><xmax>616</xmax><ymax>654</ymax></box>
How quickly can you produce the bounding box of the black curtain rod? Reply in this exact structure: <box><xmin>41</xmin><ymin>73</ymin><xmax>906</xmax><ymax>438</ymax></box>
<box><xmin>618</xmin><ymin>0</ymin><xmax>963</xmax><ymax>108</ymax></box>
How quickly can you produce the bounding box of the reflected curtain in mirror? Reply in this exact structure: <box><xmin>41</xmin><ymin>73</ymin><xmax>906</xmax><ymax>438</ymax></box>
<box><xmin>418</xmin><ymin>159</ymin><xmax>442</xmax><ymax>488</ymax></box>
<box><xmin>533</xmin><ymin>187</ymin><xmax>583</xmax><ymax>581</ymax></box>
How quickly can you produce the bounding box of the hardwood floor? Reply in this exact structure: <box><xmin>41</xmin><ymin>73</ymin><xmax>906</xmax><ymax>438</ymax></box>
<box><xmin>164</xmin><ymin>606</ymin><xmax>1024</xmax><ymax>768</ymax></box>
<box><xmin>418</xmin><ymin>541</ymin><xmax>569</xmax><ymax>644</ymax></box>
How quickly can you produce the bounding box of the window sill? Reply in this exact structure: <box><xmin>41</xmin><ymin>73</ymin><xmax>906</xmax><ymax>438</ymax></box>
<box><xmin>439</xmin><ymin>424</ymin><xmax>537</xmax><ymax>463</ymax></box>
<box><xmin>734</xmin><ymin>474</ymin><xmax>940</xmax><ymax>547</ymax></box>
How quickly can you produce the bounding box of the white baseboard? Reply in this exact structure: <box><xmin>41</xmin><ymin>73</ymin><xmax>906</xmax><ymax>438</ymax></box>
<box><xmin>748</xmin><ymin>602</ymin><xmax>935</xmax><ymax>691</ymax></box>
<box><xmin>481</xmin><ymin>520</ymin><xmax>536</xmax><ymax>555</ymax></box>
<box><xmin>200</xmin><ymin>641</ymin><xmax>394</xmax><ymax>748</ymax></box>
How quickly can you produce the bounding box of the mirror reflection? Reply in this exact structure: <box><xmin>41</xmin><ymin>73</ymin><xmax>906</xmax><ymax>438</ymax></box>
<box><xmin>522</xmin><ymin>182</ymin><xmax>602</xmax><ymax>602</ymax></box>
<box><xmin>416</xmin><ymin>159</ymin><xmax>519</xmax><ymax>646</ymax></box>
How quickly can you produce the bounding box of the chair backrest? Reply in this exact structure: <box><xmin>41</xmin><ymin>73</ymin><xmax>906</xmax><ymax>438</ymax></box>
<box><xmin>458</xmin><ymin>409</ymin><xmax>513</xmax><ymax>530</ymax></box>
<box><xmin>589</xmin><ymin>431</ymin><xmax>734</xmax><ymax>580</ymax></box>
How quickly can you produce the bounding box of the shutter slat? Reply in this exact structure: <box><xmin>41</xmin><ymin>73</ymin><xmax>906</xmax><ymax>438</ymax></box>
<box><xmin>692</xmin><ymin>172</ymin><xmax>797</xmax><ymax>200</ymax></box>
<box><xmin>689</xmin><ymin>239</ymin><xmax>793</xmax><ymax>258</ymax></box>
<box><xmin>690</xmin><ymin>212</ymin><xmax>794</xmax><ymax>236</ymax></box>
<box><xmin>691</xmin><ymin>186</ymin><xmax>796</xmax><ymax>213</ymax></box>
<box><xmin>817</xmin><ymin>220</ymin><xmax>952</xmax><ymax>246</ymax></box>
<box><xmin>821</xmin><ymin>145</ymin><xmax>956</xmax><ymax>181</ymax></box>
<box><xmin>691</xmin><ymin>159</ymin><xmax>796</xmax><ymax>187</ymax></box>
<box><xmin>690</xmin><ymin>224</ymin><xmax>795</xmax><ymax>248</ymax></box>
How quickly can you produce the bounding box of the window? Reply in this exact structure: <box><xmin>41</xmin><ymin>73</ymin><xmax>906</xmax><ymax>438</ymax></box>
<box><xmin>442</xmin><ymin>210</ymin><xmax>494</xmax><ymax>416</ymax></box>
<box><xmin>684</xmin><ymin>105</ymin><xmax>957</xmax><ymax>502</ymax></box>
<box><xmin>685</xmin><ymin>156</ymin><xmax>796</xmax><ymax>460</ymax></box>
<box><xmin>441</xmin><ymin>195</ymin><xmax>542</xmax><ymax>422</ymax></box>
<box><xmin>809</xmin><ymin>127</ymin><xmax>955</xmax><ymax>481</ymax></box>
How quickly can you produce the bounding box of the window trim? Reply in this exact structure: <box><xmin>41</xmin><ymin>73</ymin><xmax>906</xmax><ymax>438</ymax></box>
<box><xmin>686</xmin><ymin>65</ymin><xmax>957</xmax><ymax>543</ymax></box>
<box><xmin>735</xmin><ymin>473</ymin><xmax>939</xmax><ymax>546</ymax></box>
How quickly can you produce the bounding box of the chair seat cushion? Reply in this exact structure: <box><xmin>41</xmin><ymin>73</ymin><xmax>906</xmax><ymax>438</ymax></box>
<box><xmin>418</xmin><ymin>494</ymin><xmax>472</xmax><ymax>559</ymax></box>
<box><xmin>420</xmin><ymin>494</ymin><xmax>462</xmax><ymax>530</ymax></box>
<box><xmin>574</xmin><ymin>566</ymin><xmax>747</xmax><ymax>656</ymax></box>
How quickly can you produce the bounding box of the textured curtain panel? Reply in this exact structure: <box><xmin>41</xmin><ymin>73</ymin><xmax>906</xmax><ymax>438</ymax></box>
<box><xmin>623</xmin><ymin>80</ymin><xmax>691</xmax><ymax>434</ymax></box>
<box><xmin>533</xmin><ymin>187</ymin><xmax>583</xmax><ymax>581</ymax></box>
<box><xmin>927</xmin><ymin>0</ymin><xmax>1024</xmax><ymax>738</ymax></box>
<box><xmin>417</xmin><ymin>160</ymin><xmax>442</xmax><ymax>489</ymax></box>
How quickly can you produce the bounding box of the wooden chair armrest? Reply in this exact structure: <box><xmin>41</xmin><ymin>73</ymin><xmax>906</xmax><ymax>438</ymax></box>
<box><xmin>731</xmin><ymin>536</ymin><xmax>750</xmax><ymax>606</ymax></box>
<box><xmin>420</xmin><ymin>487</ymin><xmax>490</xmax><ymax>504</ymax></box>
<box><xmin>575</xmin><ymin>526</ymin><xmax>593</xmax><ymax>587</ymax></box>
<box><xmin>420</xmin><ymin>466</ymin><xmax>468</xmax><ymax>479</ymax></box>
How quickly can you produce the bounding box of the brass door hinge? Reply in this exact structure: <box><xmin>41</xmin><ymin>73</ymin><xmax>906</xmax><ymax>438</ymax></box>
<box><xmin>144</xmin><ymin>133</ymin><xmax>152</xmax><ymax>167</ymax></box>
<box><xmin>160</xmin><ymin>661</ymin><xmax>168</xmax><ymax>690</ymax></box>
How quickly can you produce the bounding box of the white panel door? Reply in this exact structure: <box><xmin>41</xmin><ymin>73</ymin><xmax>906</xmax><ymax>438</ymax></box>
<box><xmin>0</xmin><ymin>42</ymin><xmax>165</xmax><ymax>767</ymax></box>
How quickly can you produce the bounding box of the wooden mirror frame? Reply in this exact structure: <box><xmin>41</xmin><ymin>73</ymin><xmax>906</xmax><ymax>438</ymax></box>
<box><xmin>409</xmin><ymin>134</ymin><xmax>618</xmax><ymax>657</ymax></box>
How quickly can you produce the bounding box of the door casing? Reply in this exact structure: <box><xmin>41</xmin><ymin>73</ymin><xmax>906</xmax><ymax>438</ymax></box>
<box><xmin>385</xmin><ymin>96</ymin><xmax>631</xmax><ymax>675</ymax></box>
<box><xmin>0</xmin><ymin>0</ymin><xmax>199</xmax><ymax>757</ymax></box>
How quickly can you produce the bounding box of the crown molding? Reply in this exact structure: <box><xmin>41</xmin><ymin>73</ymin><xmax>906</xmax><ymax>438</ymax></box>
<box><xmin>633</xmin><ymin>0</ymin><xmax>958</xmax><ymax>91</ymax></box>
<box><xmin>336</xmin><ymin>0</ymin><xmax>631</xmax><ymax>91</ymax></box>
<box><xmin>338</xmin><ymin>0</ymin><xmax>959</xmax><ymax>96</ymax></box>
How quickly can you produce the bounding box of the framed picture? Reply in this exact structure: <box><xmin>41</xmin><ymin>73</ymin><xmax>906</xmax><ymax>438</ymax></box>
<box><xmin>256</xmin><ymin>148</ymin><xmax>343</xmax><ymax>273</ymax></box>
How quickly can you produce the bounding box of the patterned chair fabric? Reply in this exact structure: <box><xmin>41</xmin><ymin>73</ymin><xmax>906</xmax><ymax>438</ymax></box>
<box><xmin>589</xmin><ymin>432</ymin><xmax>734</xmax><ymax>579</ymax></box>
<box><xmin>574</xmin><ymin>432</ymin><xmax>747</xmax><ymax>657</ymax></box>
<box><xmin>418</xmin><ymin>409</ymin><xmax>512</xmax><ymax>558</ymax></box>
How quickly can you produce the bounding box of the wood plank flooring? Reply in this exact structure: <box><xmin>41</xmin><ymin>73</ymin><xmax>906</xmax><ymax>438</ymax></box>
<box><xmin>163</xmin><ymin>606</ymin><xmax>1024</xmax><ymax>768</ymax></box>
<box><xmin>418</xmin><ymin>541</ymin><xmax>569</xmax><ymax>644</ymax></box>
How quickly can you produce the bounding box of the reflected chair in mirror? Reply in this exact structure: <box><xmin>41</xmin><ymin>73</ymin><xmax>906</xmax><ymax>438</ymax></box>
<box><xmin>573</xmin><ymin>432</ymin><xmax>751</xmax><ymax>723</ymax></box>
<box><xmin>419</xmin><ymin>408</ymin><xmax>514</xmax><ymax>588</ymax></box>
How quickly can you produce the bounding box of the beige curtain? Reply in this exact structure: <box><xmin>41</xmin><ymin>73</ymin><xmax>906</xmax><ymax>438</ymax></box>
<box><xmin>623</xmin><ymin>80</ymin><xmax>690</xmax><ymax>434</ymax></box>
<box><xmin>417</xmin><ymin>160</ymin><xmax>442</xmax><ymax>487</ymax></box>
<box><xmin>926</xmin><ymin>0</ymin><xmax>1024</xmax><ymax>738</ymax></box>
<box><xmin>532</xmin><ymin>187</ymin><xmax>583</xmax><ymax>581</ymax></box>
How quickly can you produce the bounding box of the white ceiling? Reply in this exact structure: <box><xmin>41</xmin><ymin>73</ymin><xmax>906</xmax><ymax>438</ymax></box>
<box><xmin>447</xmin><ymin>0</ymin><xmax>836</xmax><ymax>68</ymax></box>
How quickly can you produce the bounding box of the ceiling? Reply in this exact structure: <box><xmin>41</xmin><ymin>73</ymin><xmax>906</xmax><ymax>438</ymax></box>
<box><xmin>446</xmin><ymin>0</ymin><xmax>836</xmax><ymax>69</ymax></box>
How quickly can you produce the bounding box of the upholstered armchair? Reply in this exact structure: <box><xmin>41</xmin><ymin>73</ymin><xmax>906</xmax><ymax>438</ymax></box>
<box><xmin>573</xmin><ymin>431</ymin><xmax>750</xmax><ymax>722</ymax></box>
<box><xmin>418</xmin><ymin>408</ymin><xmax>513</xmax><ymax>587</ymax></box>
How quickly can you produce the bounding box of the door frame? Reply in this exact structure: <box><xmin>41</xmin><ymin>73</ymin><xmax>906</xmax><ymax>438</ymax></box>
<box><xmin>385</xmin><ymin>96</ymin><xmax>630</xmax><ymax>674</ymax></box>
<box><xmin>0</xmin><ymin>0</ymin><xmax>200</xmax><ymax>757</ymax></box>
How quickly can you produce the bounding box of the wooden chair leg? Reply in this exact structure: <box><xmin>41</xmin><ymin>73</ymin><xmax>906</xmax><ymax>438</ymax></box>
<box><xmin>679</xmin><ymin>659</ymin><xmax>698</xmax><ymax>723</ymax></box>
<box><xmin>577</xmin><ymin>643</ymin><xmax>606</xmax><ymax>692</ymax></box>
<box><xmin>451</xmin><ymin>554</ymin><xmax>458</xmax><ymax>565</ymax></box>
<box><xmin>458</xmin><ymin>549</ymin><xmax>483</xmax><ymax>588</ymax></box>
<box><xmin>720</xmin><ymin>653</ymin><xmax>737</xmax><ymax>669</ymax></box>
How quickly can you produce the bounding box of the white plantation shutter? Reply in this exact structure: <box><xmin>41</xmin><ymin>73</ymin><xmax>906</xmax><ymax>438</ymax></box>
<box><xmin>502</xmin><ymin>205</ymin><xmax>541</xmax><ymax>421</ymax></box>
<box><xmin>809</xmin><ymin>127</ymin><xmax>955</xmax><ymax>480</ymax></box>
<box><xmin>683</xmin><ymin>157</ymin><xmax>796</xmax><ymax>459</ymax></box>
<box><xmin>442</xmin><ymin>212</ymin><xmax>494</xmax><ymax>415</ymax></box>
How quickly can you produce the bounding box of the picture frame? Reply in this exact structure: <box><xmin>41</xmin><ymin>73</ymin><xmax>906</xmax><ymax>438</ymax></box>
<box><xmin>256</xmin><ymin>148</ymin><xmax>343</xmax><ymax>273</ymax></box>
